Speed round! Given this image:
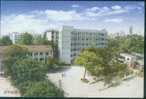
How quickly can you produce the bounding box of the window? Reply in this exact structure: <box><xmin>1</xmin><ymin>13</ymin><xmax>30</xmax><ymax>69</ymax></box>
<box><xmin>34</xmin><ymin>52</ymin><xmax>38</xmax><ymax>56</ymax></box>
<box><xmin>40</xmin><ymin>58</ymin><xmax>44</xmax><ymax>61</ymax></box>
<box><xmin>46</xmin><ymin>52</ymin><xmax>49</xmax><ymax>56</ymax></box>
<box><xmin>40</xmin><ymin>52</ymin><xmax>43</xmax><ymax>55</ymax></box>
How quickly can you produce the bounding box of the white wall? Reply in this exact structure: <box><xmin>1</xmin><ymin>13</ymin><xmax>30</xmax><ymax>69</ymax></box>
<box><xmin>59</xmin><ymin>26</ymin><xmax>73</xmax><ymax>64</ymax></box>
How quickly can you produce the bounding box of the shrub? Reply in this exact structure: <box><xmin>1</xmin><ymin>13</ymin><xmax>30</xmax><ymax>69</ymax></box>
<box><xmin>23</xmin><ymin>80</ymin><xmax>64</xmax><ymax>97</ymax></box>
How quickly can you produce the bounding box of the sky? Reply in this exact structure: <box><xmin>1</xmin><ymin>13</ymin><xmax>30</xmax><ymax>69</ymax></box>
<box><xmin>0</xmin><ymin>1</ymin><xmax>144</xmax><ymax>36</ymax></box>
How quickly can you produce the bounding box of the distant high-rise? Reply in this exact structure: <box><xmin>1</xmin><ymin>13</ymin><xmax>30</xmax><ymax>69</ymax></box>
<box><xmin>129</xmin><ymin>26</ymin><xmax>133</xmax><ymax>35</ymax></box>
<box><xmin>9</xmin><ymin>32</ymin><xmax>23</xmax><ymax>44</ymax></box>
<box><xmin>44</xmin><ymin>30</ymin><xmax>59</xmax><ymax>45</ymax></box>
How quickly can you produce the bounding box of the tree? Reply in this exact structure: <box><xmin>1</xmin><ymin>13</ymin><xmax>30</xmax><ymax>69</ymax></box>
<box><xmin>33</xmin><ymin>35</ymin><xmax>49</xmax><ymax>45</ymax></box>
<box><xmin>12</xmin><ymin>58</ymin><xmax>47</xmax><ymax>85</ymax></box>
<box><xmin>46</xmin><ymin>58</ymin><xmax>66</xmax><ymax>72</ymax></box>
<box><xmin>108</xmin><ymin>34</ymin><xmax>144</xmax><ymax>54</ymax></box>
<box><xmin>74</xmin><ymin>47</ymin><xmax>128</xmax><ymax>86</ymax></box>
<box><xmin>18</xmin><ymin>32</ymin><xmax>33</xmax><ymax>45</ymax></box>
<box><xmin>23</xmin><ymin>80</ymin><xmax>64</xmax><ymax>97</ymax></box>
<box><xmin>74</xmin><ymin>50</ymin><xmax>97</xmax><ymax>79</ymax></box>
<box><xmin>2</xmin><ymin>45</ymin><xmax>28</xmax><ymax>76</ymax></box>
<box><xmin>93</xmin><ymin>47</ymin><xmax>128</xmax><ymax>86</ymax></box>
<box><xmin>0</xmin><ymin>36</ymin><xmax>12</xmax><ymax>45</ymax></box>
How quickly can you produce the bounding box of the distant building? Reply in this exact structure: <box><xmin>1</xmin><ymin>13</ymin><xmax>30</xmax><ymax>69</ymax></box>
<box><xmin>44</xmin><ymin>30</ymin><xmax>59</xmax><ymax>45</ymax></box>
<box><xmin>9</xmin><ymin>32</ymin><xmax>23</xmax><ymax>44</ymax></box>
<box><xmin>59</xmin><ymin>26</ymin><xmax>108</xmax><ymax>64</ymax></box>
<box><xmin>119</xmin><ymin>53</ymin><xmax>137</xmax><ymax>65</ymax></box>
<box><xmin>119</xmin><ymin>53</ymin><xmax>144</xmax><ymax>69</ymax></box>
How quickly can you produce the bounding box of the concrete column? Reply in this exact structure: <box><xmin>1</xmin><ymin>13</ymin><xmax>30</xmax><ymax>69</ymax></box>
<box><xmin>0</xmin><ymin>58</ymin><xmax>1</xmax><ymax>72</ymax></box>
<box><xmin>38</xmin><ymin>52</ymin><xmax>40</xmax><ymax>61</ymax></box>
<box><xmin>43</xmin><ymin>52</ymin><xmax>46</xmax><ymax>62</ymax></box>
<box><xmin>32</xmin><ymin>52</ymin><xmax>34</xmax><ymax>59</ymax></box>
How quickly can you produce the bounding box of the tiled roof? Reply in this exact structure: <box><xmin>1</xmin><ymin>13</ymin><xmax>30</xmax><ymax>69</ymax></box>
<box><xmin>0</xmin><ymin>45</ymin><xmax>52</xmax><ymax>54</ymax></box>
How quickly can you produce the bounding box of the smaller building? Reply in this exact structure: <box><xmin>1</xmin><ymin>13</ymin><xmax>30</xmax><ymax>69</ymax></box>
<box><xmin>25</xmin><ymin>45</ymin><xmax>53</xmax><ymax>61</ymax></box>
<box><xmin>119</xmin><ymin>53</ymin><xmax>144</xmax><ymax>69</ymax></box>
<box><xmin>119</xmin><ymin>53</ymin><xmax>136</xmax><ymax>64</ymax></box>
<box><xmin>0</xmin><ymin>45</ymin><xmax>53</xmax><ymax>73</ymax></box>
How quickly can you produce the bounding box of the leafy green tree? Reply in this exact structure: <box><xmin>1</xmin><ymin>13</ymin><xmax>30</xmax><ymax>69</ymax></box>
<box><xmin>46</xmin><ymin>58</ymin><xmax>66</xmax><ymax>71</ymax></box>
<box><xmin>74</xmin><ymin>47</ymin><xmax>128</xmax><ymax>86</ymax></box>
<box><xmin>12</xmin><ymin>58</ymin><xmax>47</xmax><ymax>85</ymax></box>
<box><xmin>2</xmin><ymin>45</ymin><xmax>28</xmax><ymax>76</ymax></box>
<box><xmin>108</xmin><ymin>34</ymin><xmax>144</xmax><ymax>54</ymax></box>
<box><xmin>16</xmin><ymin>81</ymin><xmax>35</xmax><ymax>95</ymax></box>
<box><xmin>0</xmin><ymin>36</ymin><xmax>12</xmax><ymax>45</ymax></box>
<box><xmin>23</xmin><ymin>80</ymin><xmax>64</xmax><ymax>97</ymax></box>
<box><xmin>33</xmin><ymin>35</ymin><xmax>49</xmax><ymax>45</ymax></box>
<box><xmin>18</xmin><ymin>32</ymin><xmax>33</xmax><ymax>45</ymax></box>
<box><xmin>127</xmin><ymin>34</ymin><xmax>144</xmax><ymax>53</ymax></box>
<box><xmin>74</xmin><ymin>50</ymin><xmax>97</xmax><ymax>79</ymax></box>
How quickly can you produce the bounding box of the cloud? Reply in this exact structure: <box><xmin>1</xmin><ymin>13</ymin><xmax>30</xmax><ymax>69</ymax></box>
<box><xmin>138</xmin><ymin>2</ymin><xmax>144</xmax><ymax>7</ymax></box>
<box><xmin>1</xmin><ymin>4</ymin><xmax>143</xmax><ymax>35</ymax></box>
<box><xmin>124</xmin><ymin>4</ymin><xmax>143</xmax><ymax>11</ymax></box>
<box><xmin>1</xmin><ymin>9</ymin><xmax>90</xmax><ymax>35</ymax></box>
<box><xmin>104</xmin><ymin>18</ymin><xmax>123</xmax><ymax>23</ymax></box>
<box><xmin>85</xmin><ymin>6</ymin><xmax>127</xmax><ymax>17</ymax></box>
<box><xmin>111</xmin><ymin>5</ymin><xmax>121</xmax><ymax>10</ymax></box>
<box><xmin>72</xmin><ymin>4</ymin><xmax>80</xmax><ymax>8</ymax></box>
<box><xmin>1</xmin><ymin>14</ymin><xmax>60</xmax><ymax>35</ymax></box>
<box><xmin>86</xmin><ymin>7</ymin><xmax>100</xmax><ymax>12</ymax></box>
<box><xmin>45</xmin><ymin>10</ymin><xmax>84</xmax><ymax>21</ymax></box>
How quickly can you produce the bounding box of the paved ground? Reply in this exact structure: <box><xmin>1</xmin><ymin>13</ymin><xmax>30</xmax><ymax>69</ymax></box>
<box><xmin>47</xmin><ymin>66</ymin><xmax>144</xmax><ymax>98</ymax></box>
<box><xmin>0</xmin><ymin>77</ymin><xmax>20</xmax><ymax>97</ymax></box>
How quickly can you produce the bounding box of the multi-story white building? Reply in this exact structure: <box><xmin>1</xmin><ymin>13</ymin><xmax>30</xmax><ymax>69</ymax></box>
<box><xmin>59</xmin><ymin>26</ymin><xmax>108</xmax><ymax>64</ymax></box>
<box><xmin>9</xmin><ymin>32</ymin><xmax>23</xmax><ymax>44</ymax></box>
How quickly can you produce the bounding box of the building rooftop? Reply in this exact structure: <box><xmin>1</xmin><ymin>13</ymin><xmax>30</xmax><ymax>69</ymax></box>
<box><xmin>25</xmin><ymin>45</ymin><xmax>52</xmax><ymax>52</ymax></box>
<box><xmin>0</xmin><ymin>45</ymin><xmax>52</xmax><ymax>54</ymax></box>
<box><xmin>62</xmin><ymin>25</ymin><xmax>107</xmax><ymax>34</ymax></box>
<box><xmin>137</xmin><ymin>59</ymin><xmax>144</xmax><ymax>66</ymax></box>
<box><xmin>120</xmin><ymin>53</ymin><xmax>135</xmax><ymax>58</ymax></box>
<box><xmin>131</xmin><ymin>52</ymin><xmax>144</xmax><ymax>58</ymax></box>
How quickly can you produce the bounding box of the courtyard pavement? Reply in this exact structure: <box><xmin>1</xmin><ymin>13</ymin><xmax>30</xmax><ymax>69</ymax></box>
<box><xmin>0</xmin><ymin>76</ymin><xmax>20</xmax><ymax>97</ymax></box>
<box><xmin>47</xmin><ymin>66</ymin><xmax>144</xmax><ymax>98</ymax></box>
